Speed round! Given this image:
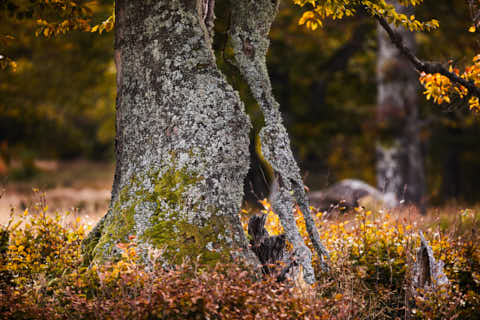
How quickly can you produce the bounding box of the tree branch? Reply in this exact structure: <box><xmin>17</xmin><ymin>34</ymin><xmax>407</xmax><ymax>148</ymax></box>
<box><xmin>375</xmin><ymin>14</ymin><xmax>480</xmax><ymax>100</ymax></box>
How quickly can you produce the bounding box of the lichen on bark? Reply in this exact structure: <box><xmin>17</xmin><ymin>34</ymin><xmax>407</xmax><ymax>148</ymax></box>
<box><xmin>84</xmin><ymin>0</ymin><xmax>327</xmax><ymax>277</ymax></box>
<box><xmin>227</xmin><ymin>0</ymin><xmax>329</xmax><ymax>283</ymax></box>
<box><xmin>83</xmin><ymin>0</ymin><xmax>259</xmax><ymax>267</ymax></box>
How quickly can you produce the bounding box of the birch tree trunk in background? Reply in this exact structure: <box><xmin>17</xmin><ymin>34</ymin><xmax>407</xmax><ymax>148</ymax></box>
<box><xmin>376</xmin><ymin>1</ymin><xmax>426</xmax><ymax>212</ymax></box>
<box><xmin>83</xmin><ymin>0</ymin><xmax>328</xmax><ymax>283</ymax></box>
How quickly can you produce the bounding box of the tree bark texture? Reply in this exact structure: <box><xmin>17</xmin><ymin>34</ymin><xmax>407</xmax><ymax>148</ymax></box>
<box><xmin>376</xmin><ymin>1</ymin><xmax>426</xmax><ymax>211</ymax></box>
<box><xmin>411</xmin><ymin>231</ymin><xmax>449</xmax><ymax>296</ymax></box>
<box><xmin>84</xmin><ymin>0</ymin><xmax>258</xmax><ymax>266</ymax></box>
<box><xmin>228</xmin><ymin>0</ymin><xmax>329</xmax><ymax>283</ymax></box>
<box><xmin>83</xmin><ymin>0</ymin><xmax>327</xmax><ymax>282</ymax></box>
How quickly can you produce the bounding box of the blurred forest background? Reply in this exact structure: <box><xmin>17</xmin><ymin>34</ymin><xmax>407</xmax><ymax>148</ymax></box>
<box><xmin>1</xmin><ymin>0</ymin><xmax>479</xmax><ymax>221</ymax></box>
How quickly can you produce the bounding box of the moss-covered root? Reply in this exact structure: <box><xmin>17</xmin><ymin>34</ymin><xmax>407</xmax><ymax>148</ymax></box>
<box><xmin>81</xmin><ymin>213</ymin><xmax>106</xmax><ymax>265</ymax></box>
<box><xmin>83</xmin><ymin>164</ymin><xmax>248</xmax><ymax>267</ymax></box>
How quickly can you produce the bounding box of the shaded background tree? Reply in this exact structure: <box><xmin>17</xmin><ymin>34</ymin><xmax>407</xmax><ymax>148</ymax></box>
<box><xmin>268</xmin><ymin>0</ymin><xmax>480</xmax><ymax>206</ymax></box>
<box><xmin>0</xmin><ymin>1</ymin><xmax>115</xmax><ymax>166</ymax></box>
<box><xmin>375</xmin><ymin>1</ymin><xmax>425</xmax><ymax>211</ymax></box>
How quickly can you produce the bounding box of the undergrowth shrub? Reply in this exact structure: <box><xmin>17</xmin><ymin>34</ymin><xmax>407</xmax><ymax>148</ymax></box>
<box><xmin>245</xmin><ymin>201</ymin><xmax>480</xmax><ymax>319</ymax></box>
<box><xmin>416</xmin><ymin>209</ymin><xmax>480</xmax><ymax>319</ymax></box>
<box><xmin>0</xmin><ymin>199</ymin><xmax>479</xmax><ymax>319</ymax></box>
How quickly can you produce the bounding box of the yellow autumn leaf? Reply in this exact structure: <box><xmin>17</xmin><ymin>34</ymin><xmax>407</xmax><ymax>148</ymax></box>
<box><xmin>299</xmin><ymin>11</ymin><xmax>315</xmax><ymax>26</ymax></box>
<box><xmin>396</xmin><ymin>246</ymin><xmax>403</xmax><ymax>255</ymax></box>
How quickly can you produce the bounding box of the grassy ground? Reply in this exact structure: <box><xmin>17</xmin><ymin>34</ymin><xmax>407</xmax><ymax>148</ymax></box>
<box><xmin>1</xmin><ymin>159</ymin><xmax>478</xmax><ymax>229</ymax></box>
<box><xmin>0</xmin><ymin>160</ymin><xmax>114</xmax><ymax>227</ymax></box>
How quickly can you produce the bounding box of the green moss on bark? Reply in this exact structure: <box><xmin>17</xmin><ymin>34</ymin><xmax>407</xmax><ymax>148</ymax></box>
<box><xmin>85</xmin><ymin>162</ymin><xmax>232</xmax><ymax>266</ymax></box>
<box><xmin>85</xmin><ymin>184</ymin><xmax>137</xmax><ymax>262</ymax></box>
<box><xmin>140</xmin><ymin>165</ymin><xmax>231</xmax><ymax>264</ymax></box>
<box><xmin>143</xmin><ymin>214</ymin><xmax>229</xmax><ymax>265</ymax></box>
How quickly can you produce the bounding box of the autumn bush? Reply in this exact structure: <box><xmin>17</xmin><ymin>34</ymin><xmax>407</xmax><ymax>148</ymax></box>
<box><xmin>0</xmin><ymin>199</ymin><xmax>479</xmax><ymax>319</ymax></box>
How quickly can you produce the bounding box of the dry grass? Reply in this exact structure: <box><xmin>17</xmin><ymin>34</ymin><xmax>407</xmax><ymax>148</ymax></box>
<box><xmin>0</xmin><ymin>160</ymin><xmax>113</xmax><ymax>226</ymax></box>
<box><xmin>1</xmin><ymin>159</ymin><xmax>479</xmax><ymax>232</ymax></box>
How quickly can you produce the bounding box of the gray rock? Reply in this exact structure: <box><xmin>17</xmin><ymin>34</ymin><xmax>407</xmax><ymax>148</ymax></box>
<box><xmin>309</xmin><ymin>179</ymin><xmax>398</xmax><ymax>212</ymax></box>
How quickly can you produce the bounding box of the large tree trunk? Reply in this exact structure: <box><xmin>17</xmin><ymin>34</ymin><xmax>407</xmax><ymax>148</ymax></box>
<box><xmin>376</xmin><ymin>1</ymin><xmax>426</xmax><ymax>212</ymax></box>
<box><xmin>83</xmin><ymin>0</ymin><xmax>257</xmax><ymax>266</ymax></box>
<box><xmin>83</xmin><ymin>0</ymin><xmax>327</xmax><ymax>282</ymax></box>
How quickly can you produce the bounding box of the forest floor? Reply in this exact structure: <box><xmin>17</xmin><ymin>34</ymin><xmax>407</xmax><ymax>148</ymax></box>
<box><xmin>1</xmin><ymin>161</ymin><xmax>478</xmax><ymax>319</ymax></box>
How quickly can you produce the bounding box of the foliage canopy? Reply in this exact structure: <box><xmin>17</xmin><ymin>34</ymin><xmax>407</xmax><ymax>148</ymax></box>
<box><xmin>294</xmin><ymin>0</ymin><xmax>480</xmax><ymax>112</ymax></box>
